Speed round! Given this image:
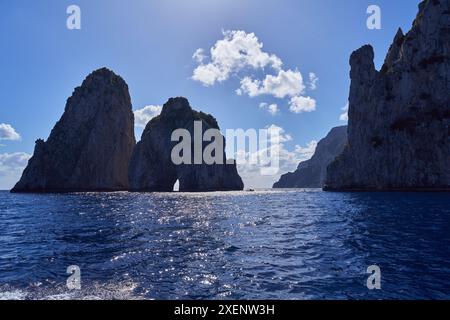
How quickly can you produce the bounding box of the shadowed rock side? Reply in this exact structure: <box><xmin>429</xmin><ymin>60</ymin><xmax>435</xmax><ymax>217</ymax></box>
<box><xmin>273</xmin><ymin>126</ymin><xmax>347</xmax><ymax>188</ymax></box>
<box><xmin>325</xmin><ymin>0</ymin><xmax>450</xmax><ymax>191</ymax></box>
<box><xmin>12</xmin><ymin>68</ymin><xmax>136</xmax><ymax>192</ymax></box>
<box><xmin>129</xmin><ymin>97</ymin><xmax>244</xmax><ymax>192</ymax></box>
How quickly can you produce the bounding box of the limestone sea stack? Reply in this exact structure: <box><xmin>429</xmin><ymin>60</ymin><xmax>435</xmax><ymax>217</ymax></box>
<box><xmin>129</xmin><ymin>97</ymin><xmax>244</xmax><ymax>192</ymax></box>
<box><xmin>273</xmin><ymin>126</ymin><xmax>347</xmax><ymax>188</ymax></box>
<box><xmin>325</xmin><ymin>0</ymin><xmax>450</xmax><ymax>191</ymax></box>
<box><xmin>12</xmin><ymin>68</ymin><xmax>136</xmax><ymax>192</ymax></box>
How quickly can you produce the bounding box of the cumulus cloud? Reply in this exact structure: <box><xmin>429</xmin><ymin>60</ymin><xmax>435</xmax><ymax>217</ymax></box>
<box><xmin>230</xmin><ymin>125</ymin><xmax>318</xmax><ymax>188</ymax></box>
<box><xmin>289</xmin><ymin>96</ymin><xmax>316</xmax><ymax>114</ymax></box>
<box><xmin>237</xmin><ymin>69</ymin><xmax>305</xmax><ymax>99</ymax></box>
<box><xmin>0</xmin><ymin>123</ymin><xmax>21</xmax><ymax>141</ymax></box>
<box><xmin>192</xmin><ymin>30</ymin><xmax>318</xmax><ymax>115</ymax></box>
<box><xmin>192</xmin><ymin>30</ymin><xmax>282</xmax><ymax>86</ymax></box>
<box><xmin>309</xmin><ymin>72</ymin><xmax>319</xmax><ymax>90</ymax></box>
<box><xmin>340</xmin><ymin>103</ymin><xmax>349</xmax><ymax>122</ymax></box>
<box><xmin>259</xmin><ymin>103</ymin><xmax>279</xmax><ymax>115</ymax></box>
<box><xmin>134</xmin><ymin>105</ymin><xmax>162</xmax><ymax>128</ymax></box>
<box><xmin>0</xmin><ymin>152</ymin><xmax>31</xmax><ymax>190</ymax></box>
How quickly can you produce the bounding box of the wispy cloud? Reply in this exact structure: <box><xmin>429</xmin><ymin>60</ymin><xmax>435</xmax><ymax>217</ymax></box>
<box><xmin>259</xmin><ymin>103</ymin><xmax>279</xmax><ymax>116</ymax></box>
<box><xmin>134</xmin><ymin>105</ymin><xmax>162</xmax><ymax>128</ymax></box>
<box><xmin>0</xmin><ymin>123</ymin><xmax>21</xmax><ymax>141</ymax></box>
<box><xmin>0</xmin><ymin>152</ymin><xmax>31</xmax><ymax>190</ymax></box>
<box><xmin>295</xmin><ymin>140</ymin><xmax>318</xmax><ymax>160</ymax></box>
<box><xmin>192</xmin><ymin>48</ymin><xmax>206</xmax><ymax>64</ymax></box>
<box><xmin>234</xmin><ymin>125</ymin><xmax>317</xmax><ymax>188</ymax></box>
<box><xmin>340</xmin><ymin>102</ymin><xmax>349</xmax><ymax>122</ymax></box>
<box><xmin>308</xmin><ymin>72</ymin><xmax>319</xmax><ymax>90</ymax></box>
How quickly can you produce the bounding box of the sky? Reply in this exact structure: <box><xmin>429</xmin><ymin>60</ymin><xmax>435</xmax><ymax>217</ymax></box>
<box><xmin>0</xmin><ymin>0</ymin><xmax>421</xmax><ymax>189</ymax></box>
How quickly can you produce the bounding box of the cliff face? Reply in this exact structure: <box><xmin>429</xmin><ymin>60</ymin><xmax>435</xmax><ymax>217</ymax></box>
<box><xmin>129</xmin><ymin>97</ymin><xmax>244</xmax><ymax>192</ymax></box>
<box><xmin>273</xmin><ymin>126</ymin><xmax>347</xmax><ymax>188</ymax></box>
<box><xmin>12</xmin><ymin>68</ymin><xmax>136</xmax><ymax>192</ymax></box>
<box><xmin>325</xmin><ymin>0</ymin><xmax>450</xmax><ymax>191</ymax></box>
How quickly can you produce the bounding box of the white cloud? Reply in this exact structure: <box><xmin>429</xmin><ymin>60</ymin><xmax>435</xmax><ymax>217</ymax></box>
<box><xmin>265</xmin><ymin>124</ymin><xmax>292</xmax><ymax>143</ymax></box>
<box><xmin>192</xmin><ymin>48</ymin><xmax>206</xmax><ymax>64</ymax></box>
<box><xmin>192</xmin><ymin>64</ymin><xmax>224</xmax><ymax>87</ymax></box>
<box><xmin>232</xmin><ymin>125</ymin><xmax>318</xmax><ymax>188</ymax></box>
<box><xmin>295</xmin><ymin>140</ymin><xmax>318</xmax><ymax>160</ymax></box>
<box><xmin>192</xmin><ymin>30</ymin><xmax>318</xmax><ymax>115</ymax></box>
<box><xmin>259</xmin><ymin>103</ymin><xmax>279</xmax><ymax>115</ymax></box>
<box><xmin>236</xmin><ymin>139</ymin><xmax>317</xmax><ymax>188</ymax></box>
<box><xmin>192</xmin><ymin>30</ymin><xmax>282</xmax><ymax>86</ymax></box>
<box><xmin>340</xmin><ymin>103</ymin><xmax>349</xmax><ymax>122</ymax></box>
<box><xmin>0</xmin><ymin>152</ymin><xmax>31</xmax><ymax>190</ymax></box>
<box><xmin>0</xmin><ymin>152</ymin><xmax>30</xmax><ymax>169</ymax></box>
<box><xmin>289</xmin><ymin>96</ymin><xmax>316</xmax><ymax>114</ymax></box>
<box><xmin>0</xmin><ymin>123</ymin><xmax>21</xmax><ymax>141</ymax></box>
<box><xmin>238</xmin><ymin>69</ymin><xmax>305</xmax><ymax>99</ymax></box>
<box><xmin>134</xmin><ymin>105</ymin><xmax>162</xmax><ymax>128</ymax></box>
<box><xmin>309</xmin><ymin>72</ymin><xmax>319</xmax><ymax>90</ymax></box>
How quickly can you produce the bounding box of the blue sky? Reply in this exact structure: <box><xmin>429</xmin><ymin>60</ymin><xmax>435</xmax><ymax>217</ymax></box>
<box><xmin>0</xmin><ymin>0</ymin><xmax>421</xmax><ymax>189</ymax></box>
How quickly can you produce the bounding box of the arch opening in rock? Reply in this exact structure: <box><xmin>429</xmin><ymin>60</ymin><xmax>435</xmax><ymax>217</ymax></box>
<box><xmin>173</xmin><ymin>179</ymin><xmax>180</xmax><ymax>192</ymax></box>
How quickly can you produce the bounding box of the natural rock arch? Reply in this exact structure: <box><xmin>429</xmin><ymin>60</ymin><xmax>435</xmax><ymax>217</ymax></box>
<box><xmin>128</xmin><ymin>97</ymin><xmax>244</xmax><ymax>192</ymax></box>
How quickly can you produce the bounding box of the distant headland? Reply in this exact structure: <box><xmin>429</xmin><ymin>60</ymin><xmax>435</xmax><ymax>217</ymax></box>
<box><xmin>276</xmin><ymin>0</ymin><xmax>449</xmax><ymax>192</ymax></box>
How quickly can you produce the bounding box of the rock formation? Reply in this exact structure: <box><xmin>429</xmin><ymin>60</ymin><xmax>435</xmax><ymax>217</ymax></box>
<box><xmin>273</xmin><ymin>126</ymin><xmax>347</xmax><ymax>188</ymax></box>
<box><xmin>129</xmin><ymin>97</ymin><xmax>244</xmax><ymax>192</ymax></box>
<box><xmin>325</xmin><ymin>0</ymin><xmax>450</xmax><ymax>191</ymax></box>
<box><xmin>12</xmin><ymin>68</ymin><xmax>136</xmax><ymax>192</ymax></box>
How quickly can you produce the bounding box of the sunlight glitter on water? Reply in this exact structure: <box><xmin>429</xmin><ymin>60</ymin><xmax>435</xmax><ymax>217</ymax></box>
<box><xmin>0</xmin><ymin>190</ymin><xmax>450</xmax><ymax>299</ymax></box>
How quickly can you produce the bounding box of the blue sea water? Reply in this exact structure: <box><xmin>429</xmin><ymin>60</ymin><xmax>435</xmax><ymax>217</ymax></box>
<box><xmin>0</xmin><ymin>190</ymin><xmax>449</xmax><ymax>300</ymax></box>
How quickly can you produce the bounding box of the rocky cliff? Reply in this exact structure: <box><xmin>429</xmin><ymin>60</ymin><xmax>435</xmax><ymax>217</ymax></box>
<box><xmin>325</xmin><ymin>0</ymin><xmax>450</xmax><ymax>191</ymax></box>
<box><xmin>129</xmin><ymin>97</ymin><xmax>244</xmax><ymax>192</ymax></box>
<box><xmin>273</xmin><ymin>126</ymin><xmax>347</xmax><ymax>188</ymax></box>
<box><xmin>12</xmin><ymin>68</ymin><xmax>136</xmax><ymax>192</ymax></box>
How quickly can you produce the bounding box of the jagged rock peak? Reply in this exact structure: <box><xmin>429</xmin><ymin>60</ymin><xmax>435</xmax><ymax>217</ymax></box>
<box><xmin>129</xmin><ymin>97</ymin><xmax>243</xmax><ymax>192</ymax></box>
<box><xmin>12</xmin><ymin>68</ymin><xmax>136</xmax><ymax>192</ymax></box>
<box><xmin>160</xmin><ymin>97</ymin><xmax>192</xmax><ymax>116</ymax></box>
<box><xmin>325</xmin><ymin>0</ymin><xmax>450</xmax><ymax>191</ymax></box>
<box><xmin>350</xmin><ymin>45</ymin><xmax>377</xmax><ymax>83</ymax></box>
<box><xmin>381</xmin><ymin>28</ymin><xmax>405</xmax><ymax>73</ymax></box>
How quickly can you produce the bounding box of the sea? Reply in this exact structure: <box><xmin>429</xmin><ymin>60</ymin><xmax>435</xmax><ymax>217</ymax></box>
<box><xmin>0</xmin><ymin>190</ymin><xmax>449</xmax><ymax>300</ymax></box>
